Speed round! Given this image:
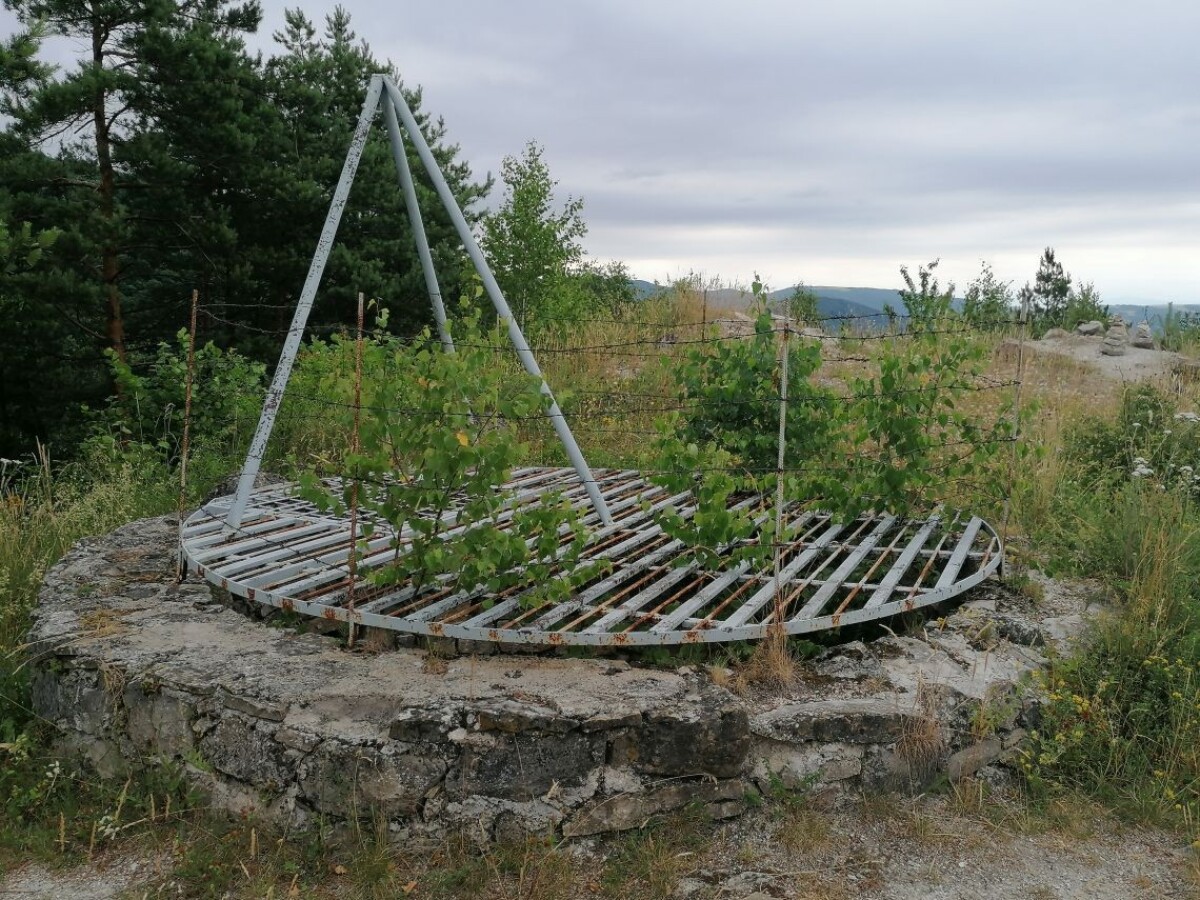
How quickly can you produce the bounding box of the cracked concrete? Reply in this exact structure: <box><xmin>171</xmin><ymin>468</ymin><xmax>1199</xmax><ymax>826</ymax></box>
<box><xmin>28</xmin><ymin>516</ymin><xmax>1093</xmax><ymax>842</ymax></box>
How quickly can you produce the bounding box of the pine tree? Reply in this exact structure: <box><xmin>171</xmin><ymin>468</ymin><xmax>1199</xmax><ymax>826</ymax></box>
<box><xmin>1026</xmin><ymin>247</ymin><xmax>1072</xmax><ymax>331</ymax></box>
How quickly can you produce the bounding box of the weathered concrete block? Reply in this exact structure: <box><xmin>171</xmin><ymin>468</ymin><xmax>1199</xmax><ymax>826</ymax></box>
<box><xmin>751</xmin><ymin>739</ymin><xmax>863</xmax><ymax>789</ymax></box>
<box><xmin>26</xmin><ymin>515</ymin><xmax>1088</xmax><ymax>841</ymax></box>
<box><xmin>199</xmin><ymin>714</ymin><xmax>293</xmax><ymax>790</ymax></box>
<box><xmin>454</xmin><ymin>730</ymin><xmax>602</xmax><ymax>802</ymax></box>
<box><xmin>124</xmin><ymin>684</ymin><xmax>195</xmax><ymax>757</ymax></box>
<box><xmin>635</xmin><ymin>704</ymin><xmax>750</xmax><ymax>778</ymax></box>
<box><xmin>752</xmin><ymin>697</ymin><xmax>915</xmax><ymax>745</ymax></box>
<box><xmin>299</xmin><ymin>741</ymin><xmax>447</xmax><ymax>818</ymax></box>
<box><xmin>475</xmin><ymin>699</ymin><xmax>578</xmax><ymax>735</ymax></box>
<box><xmin>389</xmin><ymin>705</ymin><xmax>464</xmax><ymax>742</ymax></box>
<box><xmin>563</xmin><ymin>778</ymin><xmax>748</xmax><ymax>837</ymax></box>
<box><xmin>31</xmin><ymin>666</ymin><xmax>113</xmax><ymax>736</ymax></box>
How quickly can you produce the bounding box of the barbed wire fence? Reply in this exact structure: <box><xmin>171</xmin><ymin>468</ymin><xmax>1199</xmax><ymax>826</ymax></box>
<box><xmin>169</xmin><ymin>289</ymin><xmax>1030</xmax><ymax>637</ymax></box>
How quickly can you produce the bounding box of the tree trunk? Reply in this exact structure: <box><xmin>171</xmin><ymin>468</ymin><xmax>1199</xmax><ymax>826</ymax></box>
<box><xmin>92</xmin><ymin>13</ymin><xmax>126</xmax><ymax>367</ymax></box>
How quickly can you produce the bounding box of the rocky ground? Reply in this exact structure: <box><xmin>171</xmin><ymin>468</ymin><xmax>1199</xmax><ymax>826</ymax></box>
<box><xmin>3</xmin><ymin>790</ymin><xmax>1196</xmax><ymax>899</ymax></box>
<box><xmin>1026</xmin><ymin>329</ymin><xmax>1192</xmax><ymax>384</ymax></box>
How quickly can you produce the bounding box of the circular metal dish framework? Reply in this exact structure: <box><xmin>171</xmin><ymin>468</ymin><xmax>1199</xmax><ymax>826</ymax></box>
<box><xmin>182</xmin><ymin>467</ymin><xmax>1002</xmax><ymax>647</ymax></box>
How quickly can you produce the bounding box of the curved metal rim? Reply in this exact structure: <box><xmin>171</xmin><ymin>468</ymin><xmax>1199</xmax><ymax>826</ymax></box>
<box><xmin>181</xmin><ymin>470</ymin><xmax>1002</xmax><ymax>647</ymax></box>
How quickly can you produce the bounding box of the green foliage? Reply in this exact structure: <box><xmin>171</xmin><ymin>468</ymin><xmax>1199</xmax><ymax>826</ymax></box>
<box><xmin>670</xmin><ymin>304</ymin><xmax>836</xmax><ymax>473</ymax></box>
<box><xmin>93</xmin><ymin>331</ymin><xmax>266</xmax><ymax>466</ymax></box>
<box><xmin>298</xmin><ymin>309</ymin><xmax>598</xmax><ymax>608</ymax></box>
<box><xmin>1025</xmin><ymin>624</ymin><xmax>1200</xmax><ymax>821</ymax></box>
<box><xmin>897</xmin><ymin>259</ymin><xmax>954</xmax><ymax>325</ymax></box>
<box><xmin>961</xmin><ymin>261</ymin><xmax>1013</xmax><ymax>330</ymax></box>
<box><xmin>0</xmin><ymin>4</ymin><xmax>488</xmax><ymax>459</ymax></box>
<box><xmin>1161</xmin><ymin>302</ymin><xmax>1200</xmax><ymax>353</ymax></box>
<box><xmin>1020</xmin><ymin>247</ymin><xmax>1073</xmax><ymax>334</ymax></box>
<box><xmin>644</xmin><ymin>435</ymin><xmax>767</xmax><ymax>570</ymax></box>
<box><xmin>841</xmin><ymin>285</ymin><xmax>1010</xmax><ymax>519</ymax></box>
<box><xmin>480</xmin><ymin>140</ymin><xmax>588</xmax><ymax>330</ymax></box>
<box><xmin>647</xmin><ymin>267</ymin><xmax>1014</xmax><ymax>565</ymax></box>
<box><xmin>1063</xmin><ymin>385</ymin><xmax>1200</xmax><ymax>497</ymax></box>
<box><xmin>785</xmin><ymin>282</ymin><xmax>821</xmax><ymax>326</ymax></box>
<box><xmin>1063</xmin><ymin>281</ymin><xmax>1108</xmax><ymax>331</ymax></box>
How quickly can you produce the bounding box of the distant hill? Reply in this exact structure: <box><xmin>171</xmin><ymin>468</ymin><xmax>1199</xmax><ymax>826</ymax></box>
<box><xmin>628</xmin><ymin>280</ymin><xmax>902</xmax><ymax>322</ymax></box>
<box><xmin>629</xmin><ymin>280</ymin><xmax>1200</xmax><ymax>330</ymax></box>
<box><xmin>1106</xmin><ymin>303</ymin><xmax>1200</xmax><ymax>328</ymax></box>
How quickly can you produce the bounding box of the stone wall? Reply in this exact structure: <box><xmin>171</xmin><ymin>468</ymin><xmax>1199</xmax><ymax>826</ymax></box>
<box><xmin>28</xmin><ymin>517</ymin><xmax>1091</xmax><ymax>842</ymax></box>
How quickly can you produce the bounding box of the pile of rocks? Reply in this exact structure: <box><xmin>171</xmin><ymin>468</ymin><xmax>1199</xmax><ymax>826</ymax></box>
<box><xmin>1100</xmin><ymin>316</ymin><xmax>1129</xmax><ymax>356</ymax></box>
<box><xmin>1081</xmin><ymin>316</ymin><xmax>1156</xmax><ymax>356</ymax></box>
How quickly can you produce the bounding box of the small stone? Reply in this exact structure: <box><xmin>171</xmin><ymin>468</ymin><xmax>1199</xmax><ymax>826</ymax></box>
<box><xmin>947</xmin><ymin>736</ymin><xmax>1002</xmax><ymax>780</ymax></box>
<box><xmin>223</xmin><ymin>693</ymin><xmax>288</xmax><ymax>723</ymax></box>
<box><xmin>1076</xmin><ymin>320</ymin><xmax>1103</xmax><ymax>336</ymax></box>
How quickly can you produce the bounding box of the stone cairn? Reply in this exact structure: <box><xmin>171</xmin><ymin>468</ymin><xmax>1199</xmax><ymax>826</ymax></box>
<box><xmin>1101</xmin><ymin>316</ymin><xmax>1128</xmax><ymax>356</ymax></box>
<box><xmin>1131</xmin><ymin>320</ymin><xmax>1156</xmax><ymax>350</ymax></box>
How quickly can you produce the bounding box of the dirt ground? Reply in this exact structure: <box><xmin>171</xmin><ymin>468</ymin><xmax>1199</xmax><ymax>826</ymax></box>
<box><xmin>2</xmin><ymin>789</ymin><xmax>1196</xmax><ymax>899</ymax></box>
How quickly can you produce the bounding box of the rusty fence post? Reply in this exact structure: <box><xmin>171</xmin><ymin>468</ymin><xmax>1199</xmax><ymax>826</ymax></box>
<box><xmin>772</xmin><ymin>322</ymin><xmax>791</xmax><ymax>626</ymax></box>
<box><xmin>346</xmin><ymin>291</ymin><xmax>365</xmax><ymax>649</ymax></box>
<box><xmin>176</xmin><ymin>289</ymin><xmax>199</xmax><ymax>582</ymax></box>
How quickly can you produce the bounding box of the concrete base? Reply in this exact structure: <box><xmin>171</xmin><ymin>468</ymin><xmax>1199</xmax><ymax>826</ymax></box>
<box><xmin>29</xmin><ymin>517</ymin><xmax>1089</xmax><ymax>842</ymax></box>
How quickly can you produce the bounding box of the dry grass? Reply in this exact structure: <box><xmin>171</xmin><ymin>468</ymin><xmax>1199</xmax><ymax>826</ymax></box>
<box><xmin>735</xmin><ymin>625</ymin><xmax>796</xmax><ymax>693</ymax></box>
<box><xmin>894</xmin><ymin>682</ymin><xmax>946</xmax><ymax>790</ymax></box>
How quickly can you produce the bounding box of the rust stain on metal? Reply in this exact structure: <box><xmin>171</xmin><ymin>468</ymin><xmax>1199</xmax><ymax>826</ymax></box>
<box><xmin>179</xmin><ymin>468</ymin><xmax>1002</xmax><ymax>648</ymax></box>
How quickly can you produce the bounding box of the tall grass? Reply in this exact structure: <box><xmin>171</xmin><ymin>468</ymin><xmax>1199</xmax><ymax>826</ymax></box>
<box><xmin>0</xmin><ymin>446</ymin><xmax>177</xmax><ymax>728</ymax></box>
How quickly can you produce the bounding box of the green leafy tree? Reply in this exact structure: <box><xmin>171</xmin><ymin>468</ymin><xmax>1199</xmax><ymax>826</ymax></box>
<box><xmin>962</xmin><ymin>261</ymin><xmax>1014</xmax><ymax>330</ymax></box>
<box><xmin>2</xmin><ymin>0</ymin><xmax>262</xmax><ymax>365</ymax></box>
<box><xmin>1063</xmin><ymin>281</ymin><xmax>1107</xmax><ymax>330</ymax></box>
<box><xmin>299</xmin><ymin>309</ymin><xmax>597</xmax><ymax>608</ymax></box>
<box><xmin>786</xmin><ymin>282</ymin><xmax>821</xmax><ymax>326</ymax></box>
<box><xmin>898</xmin><ymin>259</ymin><xmax>954</xmax><ymax>325</ymax></box>
<box><xmin>0</xmin><ymin>219</ymin><xmax>58</xmax><ymax>451</ymax></box>
<box><xmin>0</xmin><ymin>3</ymin><xmax>488</xmax><ymax>456</ymax></box>
<box><xmin>480</xmin><ymin>140</ymin><xmax>587</xmax><ymax>330</ymax></box>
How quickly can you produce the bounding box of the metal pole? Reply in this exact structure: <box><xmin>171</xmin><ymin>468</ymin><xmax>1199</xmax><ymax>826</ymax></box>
<box><xmin>225</xmin><ymin>76</ymin><xmax>385</xmax><ymax>528</ymax></box>
<box><xmin>382</xmin><ymin>97</ymin><xmax>455</xmax><ymax>354</ymax></box>
<box><xmin>347</xmin><ymin>291</ymin><xmax>365</xmax><ymax>648</ymax></box>
<box><xmin>176</xmin><ymin>288</ymin><xmax>199</xmax><ymax>581</ymax></box>
<box><xmin>381</xmin><ymin>77</ymin><xmax>612</xmax><ymax>525</ymax></box>
<box><xmin>772</xmin><ymin>323</ymin><xmax>791</xmax><ymax>624</ymax></box>
<box><xmin>999</xmin><ymin>294</ymin><xmax>1028</xmax><ymax>579</ymax></box>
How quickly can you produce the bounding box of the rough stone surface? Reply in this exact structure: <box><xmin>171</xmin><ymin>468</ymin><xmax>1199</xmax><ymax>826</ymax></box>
<box><xmin>1101</xmin><ymin>316</ymin><xmax>1129</xmax><ymax>356</ymax></box>
<box><xmin>1076</xmin><ymin>320</ymin><xmax>1104</xmax><ymax>336</ymax></box>
<box><xmin>28</xmin><ymin>517</ymin><xmax>1093</xmax><ymax>841</ymax></box>
<box><xmin>1132</xmin><ymin>320</ymin><xmax>1156</xmax><ymax>349</ymax></box>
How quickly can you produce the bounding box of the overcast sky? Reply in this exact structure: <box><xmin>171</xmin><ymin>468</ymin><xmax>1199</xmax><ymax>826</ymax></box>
<box><xmin>7</xmin><ymin>1</ymin><xmax>1200</xmax><ymax>301</ymax></box>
